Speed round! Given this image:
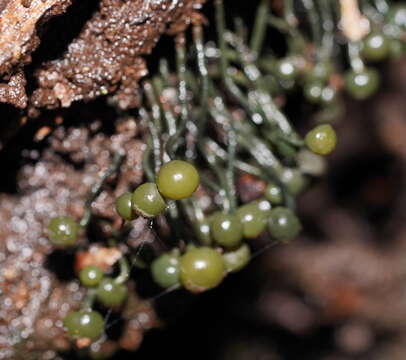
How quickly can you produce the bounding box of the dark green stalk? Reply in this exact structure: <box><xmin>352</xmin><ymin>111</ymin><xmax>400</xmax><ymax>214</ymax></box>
<box><xmin>115</xmin><ymin>256</ymin><xmax>130</xmax><ymax>285</ymax></box>
<box><xmin>250</xmin><ymin>0</ymin><xmax>270</xmax><ymax>55</ymax></box>
<box><xmin>225</xmin><ymin>115</ymin><xmax>237</xmax><ymax>213</ymax></box>
<box><xmin>214</xmin><ymin>0</ymin><xmax>252</xmax><ymax>112</ymax></box>
<box><xmin>317</xmin><ymin>0</ymin><xmax>335</xmax><ymax>59</ymax></box>
<box><xmin>166</xmin><ymin>33</ymin><xmax>188</xmax><ymax>158</ymax></box>
<box><xmin>151</xmin><ymin>77</ymin><xmax>177</xmax><ymax>137</ymax></box>
<box><xmin>139</xmin><ymin>107</ymin><xmax>162</xmax><ymax>173</ymax></box>
<box><xmin>302</xmin><ymin>0</ymin><xmax>322</xmax><ymax>48</ymax></box>
<box><xmin>142</xmin><ymin>137</ymin><xmax>155</xmax><ymax>182</ymax></box>
<box><xmin>348</xmin><ymin>41</ymin><xmax>365</xmax><ymax>72</ymax></box>
<box><xmin>80</xmin><ymin>152</ymin><xmax>124</xmax><ymax>227</ymax></box>
<box><xmin>193</xmin><ymin>25</ymin><xmax>210</xmax><ymax>134</ymax></box>
<box><xmin>81</xmin><ymin>288</ymin><xmax>97</xmax><ymax>311</ymax></box>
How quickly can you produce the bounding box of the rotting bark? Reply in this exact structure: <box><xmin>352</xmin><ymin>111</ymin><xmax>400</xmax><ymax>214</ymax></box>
<box><xmin>0</xmin><ymin>0</ymin><xmax>205</xmax><ymax>111</ymax></box>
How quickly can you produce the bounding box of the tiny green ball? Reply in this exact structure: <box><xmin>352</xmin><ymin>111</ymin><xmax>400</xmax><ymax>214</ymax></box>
<box><xmin>320</xmin><ymin>86</ymin><xmax>337</xmax><ymax>104</ymax></box>
<box><xmin>96</xmin><ymin>278</ymin><xmax>128</xmax><ymax>307</ymax></box>
<box><xmin>132</xmin><ymin>182</ymin><xmax>167</xmax><ymax>218</ymax></box>
<box><xmin>297</xmin><ymin>149</ymin><xmax>327</xmax><ymax>176</ymax></box>
<box><xmin>156</xmin><ymin>160</ymin><xmax>200</xmax><ymax>200</ymax></box>
<box><xmin>264</xmin><ymin>183</ymin><xmax>283</xmax><ymax>205</ymax></box>
<box><xmin>386</xmin><ymin>4</ymin><xmax>406</xmax><ymax>28</ymax></box>
<box><xmin>79</xmin><ymin>265</ymin><xmax>104</xmax><ymax>287</ymax></box>
<box><xmin>115</xmin><ymin>192</ymin><xmax>136</xmax><ymax>220</ymax></box>
<box><xmin>305</xmin><ymin>124</ymin><xmax>337</xmax><ymax>156</ymax></box>
<box><xmin>223</xmin><ymin>243</ymin><xmax>251</xmax><ymax>273</ymax></box>
<box><xmin>180</xmin><ymin>247</ymin><xmax>226</xmax><ymax>293</ymax></box>
<box><xmin>211</xmin><ymin>213</ymin><xmax>244</xmax><ymax>249</ymax></box>
<box><xmin>344</xmin><ymin>68</ymin><xmax>380</xmax><ymax>100</ymax></box>
<box><xmin>47</xmin><ymin>216</ymin><xmax>79</xmax><ymax>247</ymax></box>
<box><xmin>151</xmin><ymin>253</ymin><xmax>180</xmax><ymax>288</ymax></box>
<box><xmin>274</xmin><ymin>58</ymin><xmax>298</xmax><ymax>81</ymax></box>
<box><xmin>306</xmin><ymin>61</ymin><xmax>334</xmax><ymax>83</ymax></box>
<box><xmin>236</xmin><ymin>200</ymin><xmax>270</xmax><ymax>239</ymax></box>
<box><xmin>268</xmin><ymin>207</ymin><xmax>302</xmax><ymax>241</ymax></box>
<box><xmin>63</xmin><ymin>311</ymin><xmax>104</xmax><ymax>340</ymax></box>
<box><xmin>303</xmin><ymin>81</ymin><xmax>323</xmax><ymax>104</ymax></box>
<box><xmin>361</xmin><ymin>32</ymin><xmax>390</xmax><ymax>62</ymax></box>
<box><xmin>280</xmin><ymin>168</ymin><xmax>308</xmax><ymax>195</ymax></box>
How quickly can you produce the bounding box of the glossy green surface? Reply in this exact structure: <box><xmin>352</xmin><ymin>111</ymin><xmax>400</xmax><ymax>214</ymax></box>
<box><xmin>211</xmin><ymin>213</ymin><xmax>244</xmax><ymax>248</ymax></box>
<box><xmin>180</xmin><ymin>247</ymin><xmax>226</xmax><ymax>293</ymax></box>
<box><xmin>47</xmin><ymin>216</ymin><xmax>79</xmax><ymax>247</ymax></box>
<box><xmin>79</xmin><ymin>265</ymin><xmax>104</xmax><ymax>287</ymax></box>
<box><xmin>386</xmin><ymin>4</ymin><xmax>406</xmax><ymax>28</ymax></box>
<box><xmin>96</xmin><ymin>278</ymin><xmax>128</xmax><ymax>307</ymax></box>
<box><xmin>268</xmin><ymin>207</ymin><xmax>302</xmax><ymax>241</ymax></box>
<box><xmin>115</xmin><ymin>192</ymin><xmax>135</xmax><ymax>220</ymax></box>
<box><xmin>344</xmin><ymin>68</ymin><xmax>380</xmax><ymax>100</ymax></box>
<box><xmin>274</xmin><ymin>58</ymin><xmax>298</xmax><ymax>81</ymax></box>
<box><xmin>305</xmin><ymin>124</ymin><xmax>337</xmax><ymax>156</ymax></box>
<box><xmin>265</xmin><ymin>183</ymin><xmax>283</xmax><ymax>204</ymax></box>
<box><xmin>63</xmin><ymin>311</ymin><xmax>104</xmax><ymax>340</ymax></box>
<box><xmin>151</xmin><ymin>253</ymin><xmax>180</xmax><ymax>288</ymax></box>
<box><xmin>280</xmin><ymin>168</ymin><xmax>308</xmax><ymax>195</ymax></box>
<box><xmin>303</xmin><ymin>81</ymin><xmax>323</xmax><ymax>103</ymax></box>
<box><xmin>132</xmin><ymin>182</ymin><xmax>167</xmax><ymax>218</ymax></box>
<box><xmin>236</xmin><ymin>200</ymin><xmax>270</xmax><ymax>239</ymax></box>
<box><xmin>320</xmin><ymin>86</ymin><xmax>337</xmax><ymax>104</ymax></box>
<box><xmin>223</xmin><ymin>243</ymin><xmax>251</xmax><ymax>273</ymax></box>
<box><xmin>306</xmin><ymin>61</ymin><xmax>333</xmax><ymax>82</ymax></box>
<box><xmin>156</xmin><ymin>160</ymin><xmax>200</xmax><ymax>200</ymax></box>
<box><xmin>297</xmin><ymin>149</ymin><xmax>327</xmax><ymax>176</ymax></box>
<box><xmin>361</xmin><ymin>32</ymin><xmax>390</xmax><ymax>61</ymax></box>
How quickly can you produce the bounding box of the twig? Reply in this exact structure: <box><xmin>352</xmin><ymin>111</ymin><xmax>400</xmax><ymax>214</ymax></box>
<box><xmin>80</xmin><ymin>152</ymin><xmax>124</xmax><ymax>227</ymax></box>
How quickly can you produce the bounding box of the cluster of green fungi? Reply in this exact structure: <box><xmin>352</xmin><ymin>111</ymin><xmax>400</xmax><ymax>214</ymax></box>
<box><xmin>43</xmin><ymin>0</ymin><xmax>405</xmax><ymax>347</ymax></box>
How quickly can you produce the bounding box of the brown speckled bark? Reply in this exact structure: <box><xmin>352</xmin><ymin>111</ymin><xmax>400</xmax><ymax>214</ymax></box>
<box><xmin>0</xmin><ymin>0</ymin><xmax>204</xmax><ymax>112</ymax></box>
<box><xmin>30</xmin><ymin>0</ymin><xmax>204</xmax><ymax>110</ymax></box>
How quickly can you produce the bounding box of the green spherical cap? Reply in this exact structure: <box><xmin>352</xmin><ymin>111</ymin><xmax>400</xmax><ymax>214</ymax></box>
<box><xmin>386</xmin><ymin>4</ymin><xmax>406</xmax><ymax>28</ymax></box>
<box><xmin>265</xmin><ymin>183</ymin><xmax>283</xmax><ymax>204</ymax></box>
<box><xmin>274</xmin><ymin>58</ymin><xmax>298</xmax><ymax>81</ymax></box>
<box><xmin>344</xmin><ymin>68</ymin><xmax>380</xmax><ymax>100</ymax></box>
<box><xmin>79</xmin><ymin>265</ymin><xmax>103</xmax><ymax>287</ymax></box>
<box><xmin>268</xmin><ymin>207</ymin><xmax>302</xmax><ymax>241</ymax></box>
<box><xmin>211</xmin><ymin>213</ymin><xmax>244</xmax><ymax>248</ymax></box>
<box><xmin>236</xmin><ymin>200</ymin><xmax>270</xmax><ymax>239</ymax></box>
<box><xmin>223</xmin><ymin>243</ymin><xmax>251</xmax><ymax>273</ymax></box>
<box><xmin>115</xmin><ymin>192</ymin><xmax>136</xmax><ymax>221</ymax></box>
<box><xmin>180</xmin><ymin>247</ymin><xmax>226</xmax><ymax>293</ymax></box>
<box><xmin>151</xmin><ymin>253</ymin><xmax>180</xmax><ymax>288</ymax></box>
<box><xmin>280</xmin><ymin>168</ymin><xmax>308</xmax><ymax>195</ymax></box>
<box><xmin>320</xmin><ymin>86</ymin><xmax>337</xmax><ymax>104</ymax></box>
<box><xmin>132</xmin><ymin>182</ymin><xmax>166</xmax><ymax>218</ymax></box>
<box><xmin>305</xmin><ymin>124</ymin><xmax>337</xmax><ymax>156</ymax></box>
<box><xmin>156</xmin><ymin>160</ymin><xmax>200</xmax><ymax>200</ymax></box>
<box><xmin>63</xmin><ymin>311</ymin><xmax>104</xmax><ymax>340</ymax></box>
<box><xmin>47</xmin><ymin>216</ymin><xmax>79</xmax><ymax>247</ymax></box>
<box><xmin>96</xmin><ymin>278</ymin><xmax>128</xmax><ymax>307</ymax></box>
<box><xmin>306</xmin><ymin>61</ymin><xmax>333</xmax><ymax>82</ymax></box>
<box><xmin>303</xmin><ymin>81</ymin><xmax>323</xmax><ymax>103</ymax></box>
<box><xmin>361</xmin><ymin>32</ymin><xmax>390</xmax><ymax>61</ymax></box>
